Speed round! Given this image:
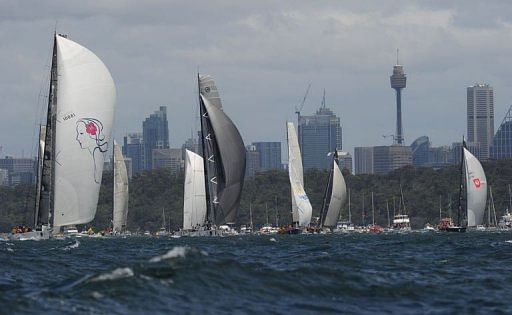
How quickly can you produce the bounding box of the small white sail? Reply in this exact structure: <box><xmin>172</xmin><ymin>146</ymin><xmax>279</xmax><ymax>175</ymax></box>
<box><xmin>287</xmin><ymin>122</ymin><xmax>312</xmax><ymax>227</ymax></box>
<box><xmin>53</xmin><ymin>35</ymin><xmax>116</xmax><ymax>227</ymax></box>
<box><xmin>323</xmin><ymin>158</ymin><xmax>347</xmax><ymax>227</ymax></box>
<box><xmin>183</xmin><ymin>150</ymin><xmax>207</xmax><ymax>230</ymax></box>
<box><xmin>464</xmin><ymin>148</ymin><xmax>487</xmax><ymax>227</ymax></box>
<box><xmin>113</xmin><ymin>140</ymin><xmax>129</xmax><ymax>233</ymax></box>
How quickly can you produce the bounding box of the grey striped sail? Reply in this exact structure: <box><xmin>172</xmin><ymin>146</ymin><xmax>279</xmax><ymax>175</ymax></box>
<box><xmin>320</xmin><ymin>151</ymin><xmax>347</xmax><ymax>227</ymax></box>
<box><xmin>199</xmin><ymin>75</ymin><xmax>246</xmax><ymax>226</ymax></box>
<box><xmin>113</xmin><ymin>140</ymin><xmax>129</xmax><ymax>233</ymax></box>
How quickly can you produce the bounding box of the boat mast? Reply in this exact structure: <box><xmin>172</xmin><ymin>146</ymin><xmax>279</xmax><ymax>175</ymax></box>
<box><xmin>439</xmin><ymin>195</ymin><xmax>442</xmax><ymax>222</ymax></box>
<box><xmin>275</xmin><ymin>196</ymin><xmax>279</xmax><ymax>227</ymax></box>
<box><xmin>35</xmin><ymin>33</ymin><xmax>58</xmax><ymax>229</ymax></box>
<box><xmin>386</xmin><ymin>200</ymin><xmax>390</xmax><ymax>228</ymax></box>
<box><xmin>319</xmin><ymin>151</ymin><xmax>336</xmax><ymax>228</ymax></box>
<box><xmin>457</xmin><ymin>139</ymin><xmax>466</xmax><ymax>227</ymax></box>
<box><xmin>249</xmin><ymin>202</ymin><xmax>253</xmax><ymax>230</ymax></box>
<box><xmin>362</xmin><ymin>191</ymin><xmax>365</xmax><ymax>226</ymax></box>
<box><xmin>508</xmin><ymin>184</ymin><xmax>512</xmax><ymax>212</ymax></box>
<box><xmin>198</xmin><ymin>73</ymin><xmax>213</xmax><ymax>228</ymax></box>
<box><xmin>348</xmin><ymin>189</ymin><xmax>351</xmax><ymax>223</ymax></box>
<box><xmin>371</xmin><ymin>192</ymin><xmax>375</xmax><ymax>225</ymax></box>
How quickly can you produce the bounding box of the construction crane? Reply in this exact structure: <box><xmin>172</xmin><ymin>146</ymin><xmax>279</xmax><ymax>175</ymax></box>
<box><xmin>294</xmin><ymin>83</ymin><xmax>311</xmax><ymax>125</ymax></box>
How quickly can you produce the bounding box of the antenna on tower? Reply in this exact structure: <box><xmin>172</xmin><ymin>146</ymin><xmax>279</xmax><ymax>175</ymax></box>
<box><xmin>396</xmin><ymin>48</ymin><xmax>399</xmax><ymax>65</ymax></box>
<box><xmin>321</xmin><ymin>89</ymin><xmax>326</xmax><ymax>109</ymax></box>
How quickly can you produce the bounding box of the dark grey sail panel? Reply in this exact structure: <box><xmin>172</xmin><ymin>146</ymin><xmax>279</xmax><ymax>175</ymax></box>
<box><xmin>201</xmin><ymin>95</ymin><xmax>246</xmax><ymax>224</ymax></box>
<box><xmin>35</xmin><ymin>35</ymin><xmax>57</xmax><ymax>228</ymax></box>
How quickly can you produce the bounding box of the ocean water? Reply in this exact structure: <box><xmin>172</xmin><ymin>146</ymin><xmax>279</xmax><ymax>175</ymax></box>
<box><xmin>1</xmin><ymin>232</ymin><xmax>512</xmax><ymax>314</ymax></box>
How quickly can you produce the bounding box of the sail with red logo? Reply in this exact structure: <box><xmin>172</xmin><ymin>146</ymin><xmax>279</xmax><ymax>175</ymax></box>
<box><xmin>463</xmin><ymin>147</ymin><xmax>487</xmax><ymax>227</ymax></box>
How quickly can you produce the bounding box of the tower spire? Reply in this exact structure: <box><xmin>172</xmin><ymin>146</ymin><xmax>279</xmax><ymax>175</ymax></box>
<box><xmin>321</xmin><ymin>89</ymin><xmax>326</xmax><ymax>109</ymax></box>
<box><xmin>396</xmin><ymin>48</ymin><xmax>399</xmax><ymax>65</ymax></box>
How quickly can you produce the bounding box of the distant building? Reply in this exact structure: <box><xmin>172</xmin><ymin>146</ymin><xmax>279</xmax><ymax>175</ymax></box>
<box><xmin>337</xmin><ymin>151</ymin><xmax>352</xmax><ymax>173</ymax></box>
<box><xmin>0</xmin><ymin>156</ymin><xmax>35</xmax><ymax>185</ymax></box>
<box><xmin>182</xmin><ymin>136</ymin><xmax>201</xmax><ymax>160</ymax></box>
<box><xmin>123</xmin><ymin>133</ymin><xmax>144</xmax><ymax>175</ymax></box>
<box><xmin>143</xmin><ymin>106</ymin><xmax>169</xmax><ymax>169</ymax></box>
<box><xmin>450</xmin><ymin>141</ymin><xmax>480</xmax><ymax>164</ymax></box>
<box><xmin>0</xmin><ymin>169</ymin><xmax>8</xmax><ymax>186</ymax></box>
<box><xmin>411</xmin><ymin>136</ymin><xmax>430</xmax><ymax>166</ymax></box>
<box><xmin>354</xmin><ymin>147</ymin><xmax>374</xmax><ymax>175</ymax></box>
<box><xmin>245</xmin><ymin>145</ymin><xmax>261</xmax><ymax>178</ymax></box>
<box><xmin>299</xmin><ymin>91</ymin><xmax>342</xmax><ymax>170</ymax></box>
<box><xmin>373</xmin><ymin>145</ymin><xmax>412</xmax><ymax>174</ymax></box>
<box><xmin>152</xmin><ymin>148</ymin><xmax>182</xmax><ymax>175</ymax></box>
<box><xmin>123</xmin><ymin>157</ymin><xmax>133</xmax><ymax>179</ymax></box>
<box><xmin>467</xmin><ymin>83</ymin><xmax>494</xmax><ymax>160</ymax></box>
<box><xmin>253</xmin><ymin>142</ymin><xmax>281</xmax><ymax>171</ymax></box>
<box><xmin>492</xmin><ymin>105</ymin><xmax>512</xmax><ymax>159</ymax></box>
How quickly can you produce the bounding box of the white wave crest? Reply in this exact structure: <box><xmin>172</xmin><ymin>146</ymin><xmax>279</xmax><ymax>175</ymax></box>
<box><xmin>149</xmin><ymin>246</ymin><xmax>188</xmax><ymax>263</ymax></box>
<box><xmin>91</xmin><ymin>267</ymin><xmax>134</xmax><ymax>282</ymax></box>
<box><xmin>62</xmin><ymin>240</ymin><xmax>80</xmax><ymax>251</ymax></box>
<box><xmin>506</xmin><ymin>240</ymin><xmax>512</xmax><ymax>244</ymax></box>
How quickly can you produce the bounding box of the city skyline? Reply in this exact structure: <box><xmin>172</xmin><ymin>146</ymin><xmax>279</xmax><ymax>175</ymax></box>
<box><xmin>2</xmin><ymin>1</ymin><xmax>512</xmax><ymax>158</ymax></box>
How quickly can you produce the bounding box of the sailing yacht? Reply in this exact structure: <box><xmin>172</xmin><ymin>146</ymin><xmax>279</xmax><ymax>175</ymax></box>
<box><xmin>9</xmin><ymin>33</ymin><xmax>116</xmax><ymax>240</ymax></box>
<box><xmin>180</xmin><ymin>74</ymin><xmax>246</xmax><ymax>236</ymax></box>
<box><xmin>112</xmin><ymin>140</ymin><xmax>129</xmax><ymax>235</ymax></box>
<box><xmin>392</xmin><ymin>188</ymin><xmax>411</xmax><ymax>231</ymax></box>
<box><xmin>440</xmin><ymin>140</ymin><xmax>487</xmax><ymax>232</ymax></box>
<box><xmin>318</xmin><ymin>150</ymin><xmax>347</xmax><ymax>232</ymax></box>
<box><xmin>286</xmin><ymin>122</ymin><xmax>312</xmax><ymax>234</ymax></box>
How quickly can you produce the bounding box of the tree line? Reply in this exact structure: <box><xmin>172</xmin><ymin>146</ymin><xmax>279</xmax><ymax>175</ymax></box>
<box><xmin>1</xmin><ymin>159</ymin><xmax>512</xmax><ymax>232</ymax></box>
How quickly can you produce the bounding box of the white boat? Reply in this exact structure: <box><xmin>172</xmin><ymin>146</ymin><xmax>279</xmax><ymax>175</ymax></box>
<box><xmin>318</xmin><ymin>150</ymin><xmax>347</xmax><ymax>232</ymax></box>
<box><xmin>392</xmin><ymin>188</ymin><xmax>411</xmax><ymax>231</ymax></box>
<box><xmin>9</xmin><ymin>33</ymin><xmax>115</xmax><ymax>240</ymax></box>
<box><xmin>155</xmin><ymin>208</ymin><xmax>170</xmax><ymax>236</ymax></box>
<box><xmin>112</xmin><ymin>140</ymin><xmax>129</xmax><ymax>234</ymax></box>
<box><xmin>179</xmin><ymin>74</ymin><xmax>245</xmax><ymax>237</ymax></box>
<box><xmin>286</xmin><ymin>122</ymin><xmax>312</xmax><ymax>233</ymax></box>
<box><xmin>441</xmin><ymin>141</ymin><xmax>487</xmax><ymax>232</ymax></box>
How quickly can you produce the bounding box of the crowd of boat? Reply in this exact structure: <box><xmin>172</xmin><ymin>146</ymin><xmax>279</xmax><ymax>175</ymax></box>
<box><xmin>4</xmin><ymin>33</ymin><xmax>512</xmax><ymax>241</ymax></box>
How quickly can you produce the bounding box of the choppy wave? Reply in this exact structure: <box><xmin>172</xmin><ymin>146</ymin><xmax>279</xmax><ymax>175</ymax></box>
<box><xmin>1</xmin><ymin>233</ymin><xmax>512</xmax><ymax>314</ymax></box>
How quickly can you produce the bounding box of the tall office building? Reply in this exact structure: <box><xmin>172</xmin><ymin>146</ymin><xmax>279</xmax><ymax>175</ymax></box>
<box><xmin>152</xmin><ymin>148</ymin><xmax>183</xmax><ymax>175</ymax></box>
<box><xmin>373</xmin><ymin>145</ymin><xmax>412</xmax><ymax>174</ymax></box>
<box><xmin>411</xmin><ymin>136</ymin><xmax>430</xmax><ymax>166</ymax></box>
<box><xmin>354</xmin><ymin>147</ymin><xmax>374</xmax><ymax>175</ymax></box>
<box><xmin>390</xmin><ymin>56</ymin><xmax>407</xmax><ymax>145</ymax></box>
<box><xmin>123</xmin><ymin>133</ymin><xmax>144</xmax><ymax>175</ymax></box>
<box><xmin>245</xmin><ymin>145</ymin><xmax>261</xmax><ymax>178</ymax></box>
<box><xmin>354</xmin><ymin>145</ymin><xmax>411</xmax><ymax>175</ymax></box>
<box><xmin>143</xmin><ymin>106</ymin><xmax>169</xmax><ymax>169</ymax></box>
<box><xmin>299</xmin><ymin>92</ymin><xmax>342</xmax><ymax>170</ymax></box>
<box><xmin>253</xmin><ymin>142</ymin><xmax>281</xmax><ymax>171</ymax></box>
<box><xmin>0</xmin><ymin>156</ymin><xmax>35</xmax><ymax>185</ymax></box>
<box><xmin>467</xmin><ymin>83</ymin><xmax>494</xmax><ymax>160</ymax></box>
<box><xmin>337</xmin><ymin>151</ymin><xmax>353</xmax><ymax>174</ymax></box>
<box><xmin>492</xmin><ymin>105</ymin><xmax>512</xmax><ymax>159</ymax></box>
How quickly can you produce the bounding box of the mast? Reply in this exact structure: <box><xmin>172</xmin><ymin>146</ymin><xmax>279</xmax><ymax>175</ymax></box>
<box><xmin>371</xmin><ymin>192</ymin><xmax>375</xmax><ymax>225</ymax></box>
<box><xmin>439</xmin><ymin>195</ymin><xmax>442</xmax><ymax>222</ymax></box>
<box><xmin>198</xmin><ymin>74</ymin><xmax>213</xmax><ymax>228</ymax></box>
<box><xmin>319</xmin><ymin>151</ymin><xmax>336</xmax><ymax>228</ymax></box>
<box><xmin>348</xmin><ymin>189</ymin><xmax>351</xmax><ymax>223</ymax></box>
<box><xmin>35</xmin><ymin>34</ymin><xmax>58</xmax><ymax>229</ymax></box>
<box><xmin>457</xmin><ymin>139</ymin><xmax>466</xmax><ymax>227</ymax></box>
<box><xmin>265</xmin><ymin>203</ymin><xmax>269</xmax><ymax>226</ymax></box>
<box><xmin>275</xmin><ymin>196</ymin><xmax>279</xmax><ymax>227</ymax></box>
<box><xmin>249</xmin><ymin>202</ymin><xmax>253</xmax><ymax>230</ymax></box>
<box><xmin>362</xmin><ymin>192</ymin><xmax>365</xmax><ymax>226</ymax></box>
<box><xmin>508</xmin><ymin>184</ymin><xmax>511</xmax><ymax>211</ymax></box>
<box><xmin>386</xmin><ymin>200</ymin><xmax>390</xmax><ymax>228</ymax></box>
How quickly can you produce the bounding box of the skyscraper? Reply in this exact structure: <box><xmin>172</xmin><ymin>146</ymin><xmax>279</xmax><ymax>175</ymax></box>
<box><xmin>245</xmin><ymin>145</ymin><xmax>261</xmax><ymax>177</ymax></box>
<box><xmin>298</xmin><ymin>91</ymin><xmax>342</xmax><ymax>170</ymax></box>
<box><xmin>411</xmin><ymin>136</ymin><xmax>430</xmax><ymax>166</ymax></box>
<box><xmin>467</xmin><ymin>83</ymin><xmax>494</xmax><ymax>160</ymax></box>
<box><xmin>123</xmin><ymin>133</ymin><xmax>144</xmax><ymax>175</ymax></box>
<box><xmin>253</xmin><ymin>142</ymin><xmax>281</xmax><ymax>170</ymax></box>
<box><xmin>390</xmin><ymin>54</ymin><xmax>407</xmax><ymax>145</ymax></box>
<box><xmin>354</xmin><ymin>147</ymin><xmax>374</xmax><ymax>175</ymax></box>
<box><xmin>143</xmin><ymin>106</ymin><xmax>169</xmax><ymax>169</ymax></box>
<box><xmin>492</xmin><ymin>105</ymin><xmax>512</xmax><ymax>159</ymax></box>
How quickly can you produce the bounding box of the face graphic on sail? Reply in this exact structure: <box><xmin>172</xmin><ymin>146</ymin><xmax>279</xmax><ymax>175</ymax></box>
<box><xmin>76</xmin><ymin>118</ymin><xmax>108</xmax><ymax>184</ymax></box>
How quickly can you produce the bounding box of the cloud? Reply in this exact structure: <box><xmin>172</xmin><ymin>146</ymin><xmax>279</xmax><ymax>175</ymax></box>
<box><xmin>0</xmin><ymin>0</ymin><xmax>511</xmax><ymax>158</ymax></box>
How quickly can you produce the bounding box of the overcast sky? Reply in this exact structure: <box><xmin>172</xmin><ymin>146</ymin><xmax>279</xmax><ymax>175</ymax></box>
<box><xmin>1</xmin><ymin>0</ymin><xmax>512</xmax><ymax>158</ymax></box>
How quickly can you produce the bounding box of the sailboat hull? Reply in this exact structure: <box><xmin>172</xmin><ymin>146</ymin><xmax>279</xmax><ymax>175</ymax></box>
<box><xmin>8</xmin><ymin>229</ymin><xmax>50</xmax><ymax>241</ymax></box>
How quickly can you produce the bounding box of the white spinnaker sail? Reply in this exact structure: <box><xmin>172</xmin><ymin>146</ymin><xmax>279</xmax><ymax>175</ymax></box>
<box><xmin>183</xmin><ymin>150</ymin><xmax>207</xmax><ymax>230</ymax></box>
<box><xmin>113</xmin><ymin>140</ymin><xmax>129</xmax><ymax>233</ymax></box>
<box><xmin>323</xmin><ymin>159</ymin><xmax>347</xmax><ymax>227</ymax></box>
<box><xmin>53</xmin><ymin>35</ymin><xmax>116</xmax><ymax>227</ymax></box>
<box><xmin>287</xmin><ymin>122</ymin><xmax>312</xmax><ymax>227</ymax></box>
<box><xmin>464</xmin><ymin>148</ymin><xmax>487</xmax><ymax>227</ymax></box>
<box><xmin>199</xmin><ymin>75</ymin><xmax>223</xmax><ymax>109</ymax></box>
